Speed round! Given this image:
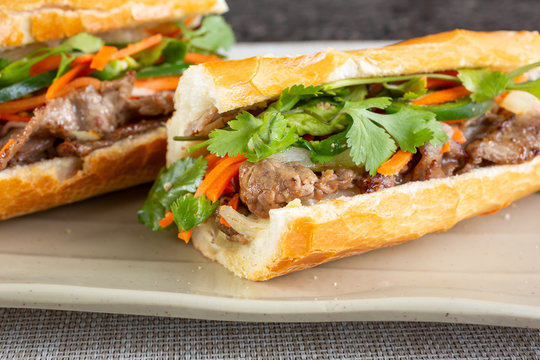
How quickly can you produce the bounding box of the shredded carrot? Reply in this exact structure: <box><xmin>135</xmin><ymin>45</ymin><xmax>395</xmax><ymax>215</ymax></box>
<box><xmin>377</xmin><ymin>150</ymin><xmax>413</xmax><ymax>176</ymax></box>
<box><xmin>112</xmin><ymin>34</ymin><xmax>163</xmax><ymax>60</ymax></box>
<box><xmin>90</xmin><ymin>46</ymin><xmax>118</xmax><ymax>71</ymax></box>
<box><xmin>205</xmin><ymin>153</ymin><xmax>221</xmax><ymax>172</ymax></box>
<box><xmin>0</xmin><ymin>113</ymin><xmax>32</xmax><ymax>122</ymax></box>
<box><xmin>178</xmin><ymin>229</ymin><xmax>193</xmax><ymax>243</ymax></box>
<box><xmin>0</xmin><ymin>94</ymin><xmax>47</xmax><ymax>114</ymax></box>
<box><xmin>219</xmin><ymin>193</ymin><xmax>239</xmax><ymax>228</ymax></box>
<box><xmin>29</xmin><ymin>55</ymin><xmax>62</xmax><ymax>76</ymax></box>
<box><xmin>55</xmin><ymin>77</ymin><xmax>101</xmax><ymax>99</ymax></box>
<box><xmin>494</xmin><ymin>91</ymin><xmax>509</xmax><ymax>105</ymax></box>
<box><xmin>180</xmin><ymin>154</ymin><xmax>246</xmax><ymax>242</ymax></box>
<box><xmin>441</xmin><ymin>142</ymin><xmax>450</xmax><ymax>154</ymax></box>
<box><xmin>134</xmin><ymin>76</ymin><xmax>181</xmax><ymax>91</ymax></box>
<box><xmin>195</xmin><ymin>154</ymin><xmax>246</xmax><ymax>201</ymax></box>
<box><xmin>72</xmin><ymin>54</ymin><xmax>95</xmax><ymax>65</ymax></box>
<box><xmin>223</xmin><ymin>180</ymin><xmax>235</xmax><ymax>194</ymax></box>
<box><xmin>46</xmin><ymin>63</ymin><xmax>88</xmax><ymax>100</ymax></box>
<box><xmin>425</xmin><ymin>77</ymin><xmax>459</xmax><ymax>89</ymax></box>
<box><xmin>184</xmin><ymin>52</ymin><xmax>222</xmax><ymax>64</ymax></box>
<box><xmin>451</xmin><ymin>127</ymin><xmax>467</xmax><ymax>144</ymax></box>
<box><xmin>514</xmin><ymin>74</ymin><xmax>528</xmax><ymax>84</ymax></box>
<box><xmin>442</xmin><ymin>119</ymin><xmax>466</xmax><ymax>124</ymax></box>
<box><xmin>158</xmin><ymin>210</ymin><xmax>174</xmax><ymax>228</ymax></box>
<box><xmin>0</xmin><ymin>139</ymin><xmax>15</xmax><ymax>158</ymax></box>
<box><xmin>411</xmin><ymin>85</ymin><xmax>471</xmax><ymax>106</ymax></box>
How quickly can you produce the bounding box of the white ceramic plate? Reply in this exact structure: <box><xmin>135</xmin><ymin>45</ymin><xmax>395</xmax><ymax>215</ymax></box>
<box><xmin>0</xmin><ymin>42</ymin><xmax>539</xmax><ymax>327</ymax></box>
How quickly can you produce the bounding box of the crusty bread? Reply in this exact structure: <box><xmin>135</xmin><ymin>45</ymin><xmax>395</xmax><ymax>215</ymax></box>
<box><xmin>0</xmin><ymin>126</ymin><xmax>166</xmax><ymax>220</ymax></box>
<box><xmin>0</xmin><ymin>0</ymin><xmax>228</xmax><ymax>48</ymax></box>
<box><xmin>167</xmin><ymin>29</ymin><xmax>540</xmax><ymax>280</ymax></box>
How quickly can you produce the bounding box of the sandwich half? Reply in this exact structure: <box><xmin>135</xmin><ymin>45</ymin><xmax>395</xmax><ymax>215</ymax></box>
<box><xmin>140</xmin><ymin>29</ymin><xmax>540</xmax><ymax>280</ymax></box>
<box><xmin>0</xmin><ymin>0</ymin><xmax>234</xmax><ymax>219</ymax></box>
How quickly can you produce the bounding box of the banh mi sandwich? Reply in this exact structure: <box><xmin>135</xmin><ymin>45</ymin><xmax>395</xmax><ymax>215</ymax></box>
<box><xmin>139</xmin><ymin>30</ymin><xmax>540</xmax><ymax>281</ymax></box>
<box><xmin>0</xmin><ymin>0</ymin><xmax>234</xmax><ymax>220</ymax></box>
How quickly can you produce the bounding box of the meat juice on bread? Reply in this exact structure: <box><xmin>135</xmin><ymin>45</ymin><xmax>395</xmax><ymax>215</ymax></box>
<box><xmin>139</xmin><ymin>30</ymin><xmax>540</xmax><ymax>280</ymax></box>
<box><xmin>0</xmin><ymin>0</ymin><xmax>234</xmax><ymax>219</ymax></box>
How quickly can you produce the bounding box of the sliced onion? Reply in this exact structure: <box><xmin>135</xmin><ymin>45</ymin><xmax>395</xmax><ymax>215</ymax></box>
<box><xmin>269</xmin><ymin>147</ymin><xmax>359</xmax><ymax>172</ymax></box>
<box><xmin>0</xmin><ymin>121</ymin><xmax>26</xmax><ymax>136</ymax></box>
<box><xmin>500</xmin><ymin>90</ymin><xmax>540</xmax><ymax>115</ymax></box>
<box><xmin>219</xmin><ymin>206</ymin><xmax>269</xmax><ymax>241</ymax></box>
<box><xmin>72</xmin><ymin>130</ymin><xmax>101</xmax><ymax>141</ymax></box>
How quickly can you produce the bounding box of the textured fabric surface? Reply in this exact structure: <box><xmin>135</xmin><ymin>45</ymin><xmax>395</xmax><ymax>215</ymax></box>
<box><xmin>0</xmin><ymin>308</ymin><xmax>539</xmax><ymax>359</ymax></box>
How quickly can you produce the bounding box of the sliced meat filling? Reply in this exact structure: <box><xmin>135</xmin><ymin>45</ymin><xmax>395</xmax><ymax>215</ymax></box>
<box><xmin>239</xmin><ymin>158</ymin><xmax>357</xmax><ymax>218</ymax></box>
<box><xmin>0</xmin><ymin>72</ymin><xmax>174</xmax><ymax>171</ymax></box>
<box><xmin>236</xmin><ymin>107</ymin><xmax>540</xmax><ymax>219</ymax></box>
<box><xmin>464</xmin><ymin>109</ymin><xmax>540</xmax><ymax>169</ymax></box>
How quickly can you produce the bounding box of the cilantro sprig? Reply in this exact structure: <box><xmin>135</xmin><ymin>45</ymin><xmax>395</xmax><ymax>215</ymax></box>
<box><xmin>183</xmin><ymin>61</ymin><xmax>540</xmax><ymax>175</ymax></box>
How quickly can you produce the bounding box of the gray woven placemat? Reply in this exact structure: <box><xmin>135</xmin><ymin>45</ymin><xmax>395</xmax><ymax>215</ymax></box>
<box><xmin>0</xmin><ymin>308</ymin><xmax>538</xmax><ymax>359</ymax></box>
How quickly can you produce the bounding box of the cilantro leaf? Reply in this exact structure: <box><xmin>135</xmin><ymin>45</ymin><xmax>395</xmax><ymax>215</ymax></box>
<box><xmin>284</xmin><ymin>98</ymin><xmax>346</xmax><ymax>136</ymax></box>
<box><xmin>297</xmin><ymin>130</ymin><xmax>349</xmax><ymax>164</ymax></box>
<box><xmin>182</xmin><ymin>15</ymin><xmax>235</xmax><ymax>53</ymax></box>
<box><xmin>246</xmin><ymin>111</ymin><xmax>298</xmax><ymax>161</ymax></box>
<box><xmin>272</xmin><ymin>84</ymin><xmax>324</xmax><ymax>112</ymax></box>
<box><xmin>60</xmin><ymin>32</ymin><xmax>104</xmax><ymax>53</ymax></box>
<box><xmin>138</xmin><ymin>157</ymin><xmax>207</xmax><ymax>231</ymax></box>
<box><xmin>369</xmin><ymin>104</ymin><xmax>439</xmax><ymax>153</ymax></box>
<box><xmin>204</xmin><ymin>111</ymin><xmax>262</xmax><ymax>157</ymax></box>
<box><xmin>137</xmin><ymin>38</ymin><xmax>187</xmax><ymax>66</ymax></box>
<box><xmin>170</xmin><ymin>194</ymin><xmax>219</xmax><ymax>232</ymax></box>
<box><xmin>458</xmin><ymin>68</ymin><xmax>508</xmax><ymax>103</ymax></box>
<box><xmin>345</xmin><ymin>106</ymin><xmax>396</xmax><ymax>175</ymax></box>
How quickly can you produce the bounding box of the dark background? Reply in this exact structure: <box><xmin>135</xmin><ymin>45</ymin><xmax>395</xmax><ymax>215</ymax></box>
<box><xmin>223</xmin><ymin>0</ymin><xmax>539</xmax><ymax>41</ymax></box>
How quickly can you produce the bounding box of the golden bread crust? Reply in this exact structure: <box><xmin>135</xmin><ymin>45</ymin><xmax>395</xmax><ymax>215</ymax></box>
<box><xmin>201</xmin><ymin>29</ymin><xmax>540</xmax><ymax>113</ymax></box>
<box><xmin>0</xmin><ymin>0</ymin><xmax>228</xmax><ymax>47</ymax></box>
<box><xmin>0</xmin><ymin>127</ymin><xmax>166</xmax><ymax>220</ymax></box>
<box><xmin>194</xmin><ymin>157</ymin><xmax>540</xmax><ymax>280</ymax></box>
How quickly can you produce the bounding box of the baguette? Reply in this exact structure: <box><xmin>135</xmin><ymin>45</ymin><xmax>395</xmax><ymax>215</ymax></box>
<box><xmin>162</xmin><ymin>29</ymin><xmax>540</xmax><ymax>280</ymax></box>
<box><xmin>0</xmin><ymin>0</ymin><xmax>231</xmax><ymax>220</ymax></box>
<box><xmin>0</xmin><ymin>0</ymin><xmax>228</xmax><ymax>48</ymax></box>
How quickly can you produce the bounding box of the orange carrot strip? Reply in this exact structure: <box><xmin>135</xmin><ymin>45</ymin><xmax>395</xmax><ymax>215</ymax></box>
<box><xmin>181</xmin><ymin>154</ymin><xmax>246</xmax><ymax>243</ymax></box>
<box><xmin>46</xmin><ymin>63</ymin><xmax>87</xmax><ymax>100</ymax></box>
<box><xmin>205</xmin><ymin>153</ymin><xmax>221</xmax><ymax>172</ymax></box>
<box><xmin>29</xmin><ymin>55</ymin><xmax>62</xmax><ymax>76</ymax></box>
<box><xmin>134</xmin><ymin>76</ymin><xmax>181</xmax><ymax>91</ymax></box>
<box><xmin>442</xmin><ymin>119</ymin><xmax>466</xmax><ymax>124</ymax></box>
<box><xmin>194</xmin><ymin>154</ymin><xmax>246</xmax><ymax>200</ymax></box>
<box><xmin>451</xmin><ymin>127</ymin><xmax>467</xmax><ymax>144</ymax></box>
<box><xmin>377</xmin><ymin>150</ymin><xmax>413</xmax><ymax>176</ymax></box>
<box><xmin>184</xmin><ymin>52</ymin><xmax>222</xmax><ymax>64</ymax></box>
<box><xmin>441</xmin><ymin>142</ymin><xmax>450</xmax><ymax>154</ymax></box>
<box><xmin>205</xmin><ymin>161</ymin><xmax>244</xmax><ymax>202</ymax></box>
<box><xmin>411</xmin><ymin>85</ymin><xmax>471</xmax><ymax>106</ymax></box>
<box><xmin>111</xmin><ymin>34</ymin><xmax>163</xmax><ymax>60</ymax></box>
<box><xmin>72</xmin><ymin>54</ymin><xmax>95</xmax><ymax>65</ymax></box>
<box><xmin>514</xmin><ymin>74</ymin><xmax>528</xmax><ymax>84</ymax></box>
<box><xmin>158</xmin><ymin>210</ymin><xmax>174</xmax><ymax>228</ymax></box>
<box><xmin>146</xmin><ymin>23</ymin><xmax>181</xmax><ymax>37</ymax></box>
<box><xmin>90</xmin><ymin>46</ymin><xmax>118</xmax><ymax>71</ymax></box>
<box><xmin>0</xmin><ymin>139</ymin><xmax>15</xmax><ymax>158</ymax></box>
<box><xmin>494</xmin><ymin>91</ymin><xmax>509</xmax><ymax>105</ymax></box>
<box><xmin>0</xmin><ymin>113</ymin><xmax>32</xmax><ymax>122</ymax></box>
<box><xmin>54</xmin><ymin>77</ymin><xmax>101</xmax><ymax>99</ymax></box>
<box><xmin>178</xmin><ymin>229</ymin><xmax>193</xmax><ymax>243</ymax></box>
<box><xmin>0</xmin><ymin>94</ymin><xmax>47</xmax><ymax>114</ymax></box>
